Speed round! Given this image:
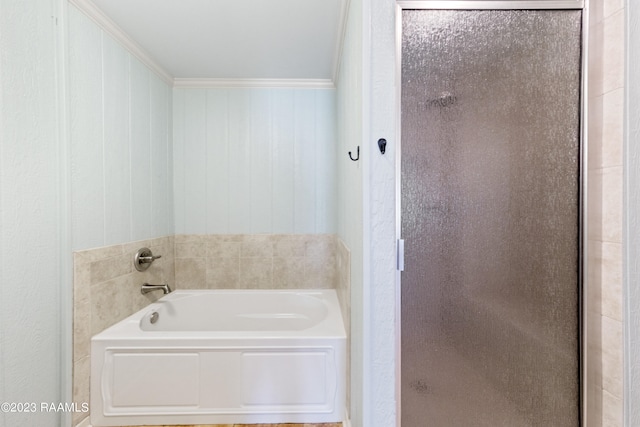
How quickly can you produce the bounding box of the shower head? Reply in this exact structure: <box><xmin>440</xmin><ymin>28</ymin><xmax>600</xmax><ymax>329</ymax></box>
<box><xmin>421</xmin><ymin>91</ymin><xmax>457</xmax><ymax>110</ymax></box>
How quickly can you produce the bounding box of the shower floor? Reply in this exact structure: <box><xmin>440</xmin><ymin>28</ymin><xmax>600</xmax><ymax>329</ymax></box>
<box><xmin>403</xmin><ymin>328</ymin><xmax>527</xmax><ymax>426</ymax></box>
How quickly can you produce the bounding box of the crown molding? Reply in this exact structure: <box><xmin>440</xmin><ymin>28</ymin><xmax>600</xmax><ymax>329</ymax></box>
<box><xmin>68</xmin><ymin>0</ymin><xmax>174</xmax><ymax>85</ymax></box>
<box><xmin>173</xmin><ymin>78</ymin><xmax>336</xmax><ymax>89</ymax></box>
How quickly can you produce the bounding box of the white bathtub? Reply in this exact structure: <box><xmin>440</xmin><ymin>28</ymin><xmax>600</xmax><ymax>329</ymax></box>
<box><xmin>90</xmin><ymin>289</ymin><xmax>346</xmax><ymax>426</ymax></box>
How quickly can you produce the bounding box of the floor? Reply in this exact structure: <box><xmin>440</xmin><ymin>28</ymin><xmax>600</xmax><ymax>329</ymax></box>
<box><xmin>120</xmin><ymin>424</ymin><xmax>342</xmax><ymax>427</ymax></box>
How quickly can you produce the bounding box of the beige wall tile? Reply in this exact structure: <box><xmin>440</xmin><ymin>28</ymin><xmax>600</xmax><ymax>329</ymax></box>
<box><xmin>305</xmin><ymin>234</ymin><xmax>336</xmax><ymax>259</ymax></box>
<box><xmin>603</xmin><ymin>0</ymin><xmax>624</xmax><ymax>18</ymax></box>
<box><xmin>74</xmin><ymin>244</ymin><xmax>122</xmax><ymax>264</ymax></box>
<box><xmin>91</xmin><ymin>275</ymin><xmax>130</xmax><ymax>335</ymax></box>
<box><xmin>73</xmin><ymin>299</ymin><xmax>91</xmax><ymax>362</ymax></box>
<box><xmin>240</xmin><ymin>257</ymin><xmax>273</xmax><ymax>288</ymax></box>
<box><xmin>90</xmin><ymin>253</ymin><xmax>131</xmax><ymax>285</ymax></box>
<box><xmin>304</xmin><ymin>234</ymin><xmax>337</xmax><ymax>288</ymax></box>
<box><xmin>602</xmin><ymin>388</ymin><xmax>623</xmax><ymax>427</ymax></box>
<box><xmin>273</xmin><ymin>234</ymin><xmax>307</xmax><ymax>257</ymax></box>
<box><xmin>590</xmin><ymin>0</ymin><xmax>604</xmax><ymax>25</ymax></box>
<box><xmin>600</xmin><ymin>242</ymin><xmax>623</xmax><ymax>321</ymax></box>
<box><xmin>601</xmin><ymin>88</ymin><xmax>624</xmax><ymax>168</ymax></box>
<box><xmin>587</xmin><ymin>309</ymin><xmax>603</xmax><ymax>390</ymax></box>
<box><xmin>588</xmin><ymin>21</ymin><xmax>604</xmax><ymax>96</ymax></box>
<box><xmin>336</xmin><ymin>239</ymin><xmax>351</xmax><ymax>322</ymax></box>
<box><xmin>588</xmin><ymin>95</ymin><xmax>604</xmax><ymax>169</ymax></box>
<box><xmin>587</xmin><ymin>169</ymin><xmax>604</xmax><ymax>241</ymax></box>
<box><xmin>175</xmin><ymin>258</ymin><xmax>206</xmax><ymax>288</ymax></box>
<box><xmin>586</xmin><ymin>1</ymin><xmax>624</xmax><ymax>425</ymax></box>
<box><xmin>73</xmin><ymin>253</ymin><xmax>91</xmax><ymax>304</ymax></box>
<box><xmin>122</xmin><ymin>239</ymin><xmax>166</xmax><ymax>261</ymax></box>
<box><xmin>601</xmin><ymin>315</ymin><xmax>623</xmax><ymax>398</ymax></box>
<box><xmin>601</xmin><ymin>166</ymin><xmax>623</xmax><ymax>243</ymax></box>
<box><xmin>602</xmin><ymin>10</ymin><xmax>625</xmax><ymax>94</ymax></box>
<box><xmin>174</xmin><ymin>234</ymin><xmax>204</xmax><ymax>244</ymax></box>
<box><xmin>175</xmin><ymin>234</ymin><xmax>341</xmax><ymax>291</ymax></box>
<box><xmin>206</xmin><ymin>256</ymin><xmax>241</xmax><ymax>288</ymax></box>
<box><xmin>587</xmin><ymin>240</ymin><xmax>603</xmax><ymax>315</ymax></box>
<box><xmin>207</xmin><ymin>238</ymin><xmax>242</xmax><ymax>259</ymax></box>
<box><xmin>273</xmin><ymin>256</ymin><xmax>307</xmax><ymax>288</ymax></box>
<box><xmin>304</xmin><ymin>255</ymin><xmax>337</xmax><ymax>289</ymax></box>
<box><xmin>175</xmin><ymin>238</ymin><xmax>207</xmax><ymax>258</ymax></box>
<box><xmin>72</xmin><ymin>356</ymin><xmax>90</xmax><ymax>426</ymax></box>
<box><xmin>241</xmin><ymin>235</ymin><xmax>275</xmax><ymax>258</ymax></box>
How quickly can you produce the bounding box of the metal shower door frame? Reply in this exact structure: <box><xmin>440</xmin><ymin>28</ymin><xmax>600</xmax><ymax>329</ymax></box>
<box><xmin>394</xmin><ymin>1</ymin><xmax>588</xmax><ymax>426</ymax></box>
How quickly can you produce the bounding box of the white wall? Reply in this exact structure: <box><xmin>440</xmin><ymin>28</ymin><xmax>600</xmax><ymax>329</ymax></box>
<box><xmin>173</xmin><ymin>87</ymin><xmax>336</xmax><ymax>235</ymax></box>
<box><xmin>0</xmin><ymin>0</ymin><xmax>63</xmax><ymax>425</ymax></box>
<box><xmin>625</xmin><ymin>1</ymin><xmax>640</xmax><ymax>424</ymax></box>
<box><xmin>68</xmin><ymin>5</ymin><xmax>174</xmax><ymax>252</ymax></box>
<box><xmin>336</xmin><ymin>0</ymin><xmax>364</xmax><ymax>423</ymax></box>
<box><xmin>365</xmin><ymin>0</ymin><xmax>398</xmax><ymax>425</ymax></box>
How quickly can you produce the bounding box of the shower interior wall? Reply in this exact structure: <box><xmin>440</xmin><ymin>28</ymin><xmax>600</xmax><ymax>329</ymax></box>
<box><xmin>626</xmin><ymin>2</ymin><xmax>640</xmax><ymax>425</ymax></box>
<box><xmin>586</xmin><ymin>0</ymin><xmax>626</xmax><ymax>425</ymax></box>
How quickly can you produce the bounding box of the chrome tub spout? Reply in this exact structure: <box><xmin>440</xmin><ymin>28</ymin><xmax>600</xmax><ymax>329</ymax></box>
<box><xmin>141</xmin><ymin>283</ymin><xmax>172</xmax><ymax>295</ymax></box>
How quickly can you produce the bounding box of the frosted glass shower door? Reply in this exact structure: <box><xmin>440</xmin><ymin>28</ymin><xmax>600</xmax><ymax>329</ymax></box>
<box><xmin>400</xmin><ymin>9</ymin><xmax>582</xmax><ymax>426</ymax></box>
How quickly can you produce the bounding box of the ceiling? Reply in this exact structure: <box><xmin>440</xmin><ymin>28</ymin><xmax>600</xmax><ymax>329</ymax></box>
<box><xmin>87</xmin><ymin>0</ymin><xmax>347</xmax><ymax>83</ymax></box>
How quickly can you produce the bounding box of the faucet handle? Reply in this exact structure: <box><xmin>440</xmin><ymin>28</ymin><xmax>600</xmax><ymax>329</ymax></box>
<box><xmin>138</xmin><ymin>254</ymin><xmax>161</xmax><ymax>263</ymax></box>
<box><xmin>134</xmin><ymin>248</ymin><xmax>161</xmax><ymax>272</ymax></box>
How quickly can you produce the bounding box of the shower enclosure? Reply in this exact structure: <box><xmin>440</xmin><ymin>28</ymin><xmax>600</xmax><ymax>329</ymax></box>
<box><xmin>400</xmin><ymin>5</ymin><xmax>583</xmax><ymax>426</ymax></box>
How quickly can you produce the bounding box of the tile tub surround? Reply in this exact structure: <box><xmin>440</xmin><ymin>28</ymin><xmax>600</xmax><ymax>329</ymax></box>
<box><xmin>174</xmin><ymin>234</ymin><xmax>339</xmax><ymax>290</ymax></box>
<box><xmin>73</xmin><ymin>236</ymin><xmax>175</xmax><ymax>426</ymax></box>
<box><xmin>335</xmin><ymin>238</ymin><xmax>351</xmax><ymax>412</ymax></box>
<box><xmin>73</xmin><ymin>233</ymin><xmax>350</xmax><ymax>427</ymax></box>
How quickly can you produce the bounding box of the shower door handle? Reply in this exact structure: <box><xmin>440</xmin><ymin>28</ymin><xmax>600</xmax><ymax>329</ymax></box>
<box><xmin>397</xmin><ymin>239</ymin><xmax>405</xmax><ymax>271</ymax></box>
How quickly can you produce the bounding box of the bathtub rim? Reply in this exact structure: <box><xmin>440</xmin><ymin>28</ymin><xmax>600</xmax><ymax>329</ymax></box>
<box><xmin>91</xmin><ymin>288</ymin><xmax>347</xmax><ymax>340</ymax></box>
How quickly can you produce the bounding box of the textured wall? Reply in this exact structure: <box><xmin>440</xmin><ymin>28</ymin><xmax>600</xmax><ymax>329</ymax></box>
<box><xmin>335</xmin><ymin>0</ymin><xmax>364</xmax><ymax>423</ymax></box>
<box><xmin>173</xmin><ymin>87</ymin><xmax>337</xmax><ymax>235</ymax></box>
<box><xmin>68</xmin><ymin>5</ymin><xmax>174</xmax><ymax>252</ymax></box>
<box><xmin>0</xmin><ymin>0</ymin><xmax>62</xmax><ymax>425</ymax></box>
<box><xmin>626</xmin><ymin>0</ymin><xmax>640</xmax><ymax>424</ymax></box>
<box><xmin>367</xmin><ymin>0</ymin><xmax>398</xmax><ymax>426</ymax></box>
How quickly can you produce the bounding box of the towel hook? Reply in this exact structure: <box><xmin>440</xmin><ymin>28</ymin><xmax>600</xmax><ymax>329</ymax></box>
<box><xmin>349</xmin><ymin>146</ymin><xmax>360</xmax><ymax>161</ymax></box>
<box><xmin>378</xmin><ymin>138</ymin><xmax>387</xmax><ymax>154</ymax></box>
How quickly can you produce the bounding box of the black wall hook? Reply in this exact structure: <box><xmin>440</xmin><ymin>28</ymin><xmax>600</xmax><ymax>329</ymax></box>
<box><xmin>349</xmin><ymin>146</ymin><xmax>360</xmax><ymax>161</ymax></box>
<box><xmin>378</xmin><ymin>138</ymin><xmax>387</xmax><ymax>154</ymax></box>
